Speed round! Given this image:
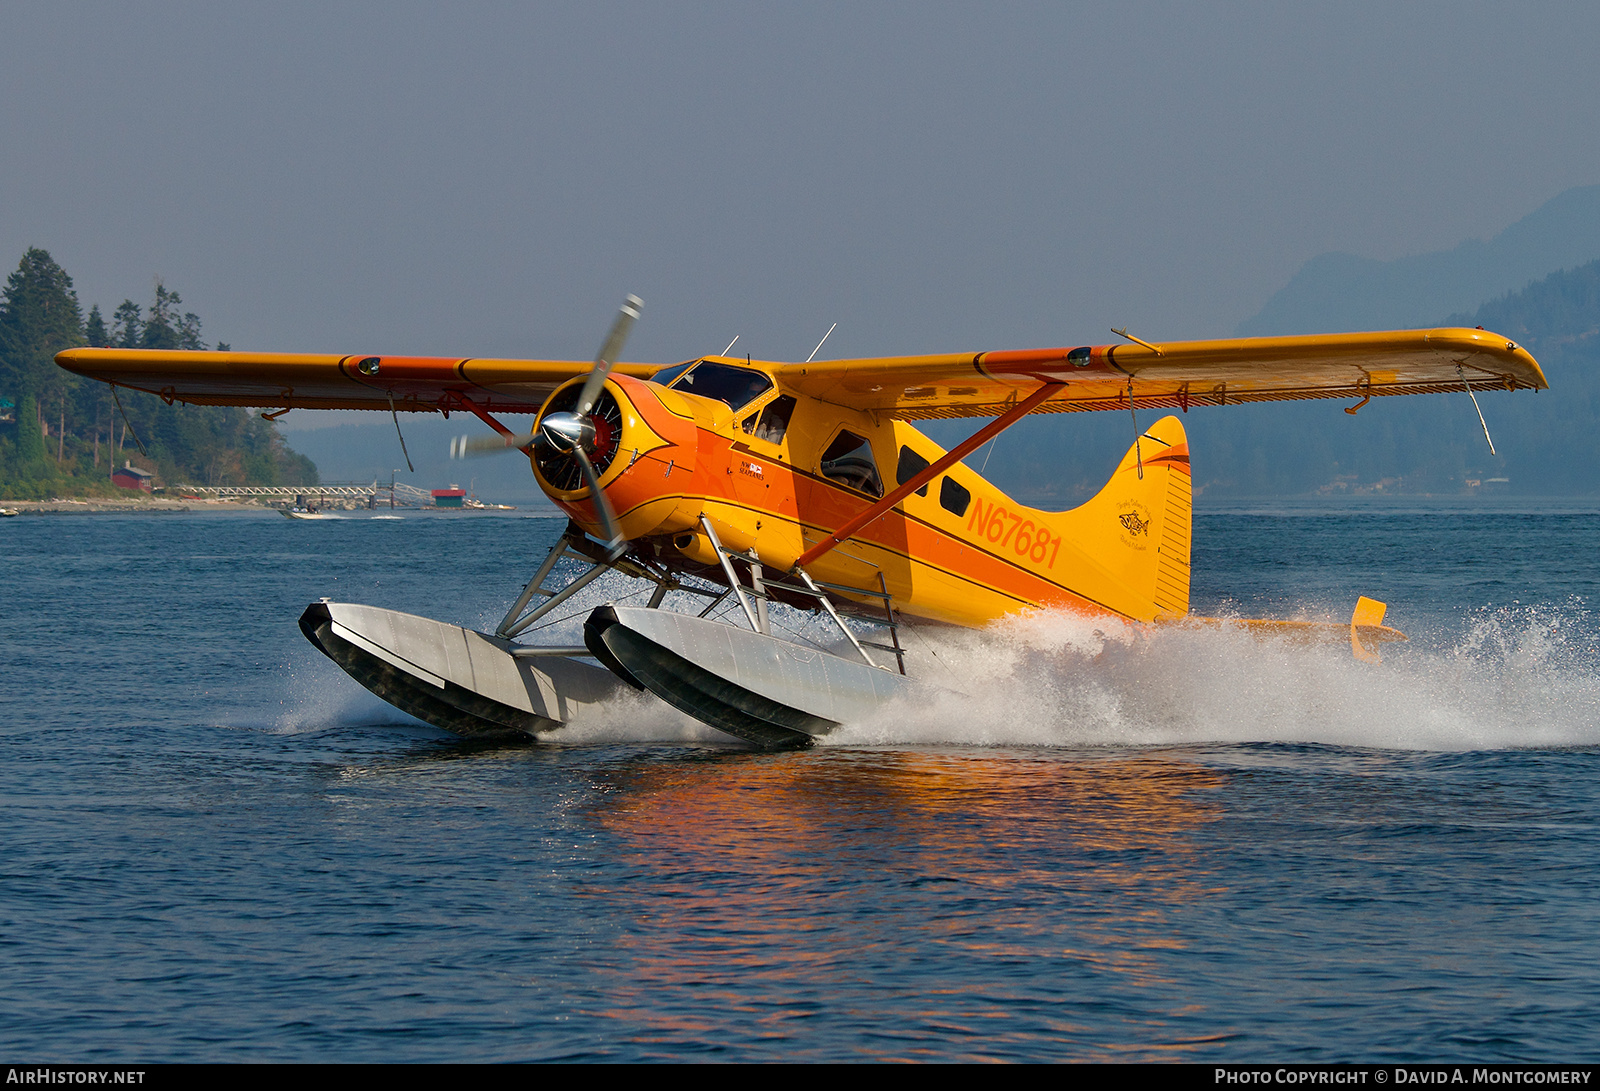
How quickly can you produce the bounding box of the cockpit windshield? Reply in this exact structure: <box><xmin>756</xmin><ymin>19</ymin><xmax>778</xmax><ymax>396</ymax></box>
<box><xmin>649</xmin><ymin>361</ymin><xmax>695</xmax><ymax>387</ymax></box>
<box><xmin>663</xmin><ymin>361</ymin><xmax>773</xmax><ymax>412</ymax></box>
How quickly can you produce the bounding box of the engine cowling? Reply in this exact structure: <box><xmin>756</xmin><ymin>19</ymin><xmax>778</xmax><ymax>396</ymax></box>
<box><xmin>531</xmin><ymin>374</ymin><xmax>705</xmax><ymax>543</ymax></box>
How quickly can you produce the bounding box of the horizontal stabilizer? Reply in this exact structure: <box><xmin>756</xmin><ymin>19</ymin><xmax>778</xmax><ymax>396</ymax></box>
<box><xmin>1171</xmin><ymin>596</ymin><xmax>1406</xmax><ymax>663</ymax></box>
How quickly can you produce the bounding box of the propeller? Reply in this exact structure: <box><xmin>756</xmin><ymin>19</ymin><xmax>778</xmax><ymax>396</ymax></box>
<box><xmin>450</xmin><ymin>430</ymin><xmax>534</xmax><ymax>458</ymax></box>
<box><xmin>578</xmin><ymin>294</ymin><xmax>642</xmax><ymax>416</ymax></box>
<box><xmin>452</xmin><ymin>295</ymin><xmax>642</xmax><ymax>559</ymax></box>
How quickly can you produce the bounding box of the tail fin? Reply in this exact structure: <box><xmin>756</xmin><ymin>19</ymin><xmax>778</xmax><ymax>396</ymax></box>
<box><xmin>1054</xmin><ymin>415</ymin><xmax>1192</xmax><ymax>621</ymax></box>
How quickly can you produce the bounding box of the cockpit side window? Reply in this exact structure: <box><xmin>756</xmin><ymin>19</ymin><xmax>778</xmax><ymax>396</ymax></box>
<box><xmin>752</xmin><ymin>395</ymin><xmax>795</xmax><ymax>445</ymax></box>
<box><xmin>820</xmin><ymin>430</ymin><xmax>884</xmax><ymax>498</ymax></box>
<box><xmin>669</xmin><ymin>362</ymin><xmax>773</xmax><ymax>412</ymax></box>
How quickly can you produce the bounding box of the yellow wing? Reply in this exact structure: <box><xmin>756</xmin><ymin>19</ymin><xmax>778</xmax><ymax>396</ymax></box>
<box><xmin>774</xmin><ymin>328</ymin><xmax>1546</xmax><ymax>419</ymax></box>
<box><xmin>54</xmin><ymin>348</ymin><xmax>665</xmax><ymax>414</ymax></box>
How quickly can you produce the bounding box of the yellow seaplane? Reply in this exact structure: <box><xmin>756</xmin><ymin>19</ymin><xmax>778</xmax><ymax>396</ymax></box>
<box><xmin>56</xmin><ymin>301</ymin><xmax>1546</xmax><ymax>747</ymax></box>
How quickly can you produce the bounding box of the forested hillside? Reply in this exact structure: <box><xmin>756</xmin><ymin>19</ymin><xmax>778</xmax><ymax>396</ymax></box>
<box><xmin>0</xmin><ymin>249</ymin><xmax>317</xmax><ymax>499</ymax></box>
<box><xmin>942</xmin><ymin>258</ymin><xmax>1600</xmax><ymax>504</ymax></box>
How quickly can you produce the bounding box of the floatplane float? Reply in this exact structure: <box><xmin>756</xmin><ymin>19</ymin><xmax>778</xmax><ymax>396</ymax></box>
<box><xmin>57</xmin><ymin>302</ymin><xmax>1546</xmax><ymax>747</ymax></box>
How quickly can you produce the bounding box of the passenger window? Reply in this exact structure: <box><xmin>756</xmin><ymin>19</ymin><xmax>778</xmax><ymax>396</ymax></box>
<box><xmin>896</xmin><ymin>446</ymin><xmax>931</xmax><ymax>497</ymax></box>
<box><xmin>820</xmin><ymin>430</ymin><xmax>884</xmax><ymax>498</ymax></box>
<box><xmin>754</xmin><ymin>396</ymin><xmax>795</xmax><ymax>445</ymax></box>
<box><xmin>940</xmin><ymin>476</ymin><xmax>971</xmax><ymax>517</ymax></box>
<box><xmin>670</xmin><ymin>362</ymin><xmax>773</xmax><ymax>411</ymax></box>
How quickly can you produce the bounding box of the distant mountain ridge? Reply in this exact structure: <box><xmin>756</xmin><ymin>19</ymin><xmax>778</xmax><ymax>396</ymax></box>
<box><xmin>1237</xmin><ymin>185</ymin><xmax>1600</xmax><ymax>336</ymax></box>
<box><xmin>1445</xmin><ymin>260</ymin><xmax>1600</xmax><ymax>350</ymax></box>
<box><xmin>956</xmin><ymin>252</ymin><xmax>1600</xmax><ymax>503</ymax></box>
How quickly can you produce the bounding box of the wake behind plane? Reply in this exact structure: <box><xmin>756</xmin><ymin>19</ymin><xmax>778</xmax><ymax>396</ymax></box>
<box><xmin>57</xmin><ymin>304</ymin><xmax>1546</xmax><ymax>747</ymax></box>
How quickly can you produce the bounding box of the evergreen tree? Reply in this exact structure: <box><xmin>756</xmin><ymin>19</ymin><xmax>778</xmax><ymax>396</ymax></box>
<box><xmin>78</xmin><ymin>305</ymin><xmax>113</xmax><ymax>466</ymax></box>
<box><xmin>14</xmin><ymin>393</ymin><xmax>44</xmax><ymax>467</ymax></box>
<box><xmin>178</xmin><ymin>310</ymin><xmax>205</xmax><ymax>351</ymax></box>
<box><xmin>141</xmin><ymin>282</ymin><xmax>181</xmax><ymax>350</ymax></box>
<box><xmin>85</xmin><ymin>304</ymin><xmax>109</xmax><ymax>348</ymax></box>
<box><xmin>0</xmin><ymin>249</ymin><xmax>84</xmax><ymax>402</ymax></box>
<box><xmin>112</xmin><ymin>301</ymin><xmax>142</xmax><ymax>348</ymax></box>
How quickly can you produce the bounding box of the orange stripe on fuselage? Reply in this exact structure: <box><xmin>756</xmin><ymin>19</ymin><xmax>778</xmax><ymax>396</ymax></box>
<box><xmin>556</xmin><ymin>421</ymin><xmax>1126</xmax><ymax>626</ymax></box>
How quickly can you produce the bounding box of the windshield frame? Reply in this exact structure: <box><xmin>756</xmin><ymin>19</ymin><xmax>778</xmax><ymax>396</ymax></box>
<box><xmin>663</xmin><ymin>360</ymin><xmax>774</xmax><ymax>413</ymax></box>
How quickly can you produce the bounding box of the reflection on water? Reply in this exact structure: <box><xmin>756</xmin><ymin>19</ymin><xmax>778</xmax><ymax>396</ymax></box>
<box><xmin>590</xmin><ymin>749</ymin><xmax>1224</xmax><ymax>894</ymax></box>
<box><xmin>568</xmin><ymin>749</ymin><xmax>1226</xmax><ymax>1059</ymax></box>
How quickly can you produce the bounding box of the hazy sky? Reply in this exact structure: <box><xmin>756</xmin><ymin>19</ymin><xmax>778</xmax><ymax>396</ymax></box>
<box><xmin>6</xmin><ymin>1</ymin><xmax>1600</xmax><ymax>371</ymax></box>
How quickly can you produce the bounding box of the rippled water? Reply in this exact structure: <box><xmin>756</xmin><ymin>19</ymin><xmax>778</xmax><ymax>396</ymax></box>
<box><xmin>2</xmin><ymin>505</ymin><xmax>1598</xmax><ymax>1061</ymax></box>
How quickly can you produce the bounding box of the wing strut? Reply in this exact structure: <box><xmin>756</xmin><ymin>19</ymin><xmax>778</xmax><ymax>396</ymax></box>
<box><xmin>1457</xmin><ymin>364</ymin><xmax>1497</xmax><ymax>455</ymax></box>
<box><xmin>793</xmin><ymin>381</ymin><xmax>1064</xmax><ymax>569</ymax></box>
<box><xmin>387</xmin><ymin>395</ymin><xmax>416</xmax><ymax>472</ymax></box>
<box><xmin>109</xmin><ymin>385</ymin><xmax>149</xmax><ymax>457</ymax></box>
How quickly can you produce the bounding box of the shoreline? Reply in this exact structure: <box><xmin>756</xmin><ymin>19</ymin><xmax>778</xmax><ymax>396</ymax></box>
<box><xmin>0</xmin><ymin>497</ymin><xmax>558</xmax><ymax>516</ymax></box>
<box><xmin>13</xmin><ymin>495</ymin><xmax>1592</xmax><ymax>518</ymax></box>
<box><xmin>0</xmin><ymin>497</ymin><xmax>280</xmax><ymax>515</ymax></box>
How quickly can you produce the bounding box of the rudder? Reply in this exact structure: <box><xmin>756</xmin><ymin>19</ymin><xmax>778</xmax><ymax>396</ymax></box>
<box><xmin>1052</xmin><ymin>415</ymin><xmax>1192</xmax><ymax>621</ymax></box>
<box><xmin>1150</xmin><ymin>420</ymin><xmax>1193</xmax><ymax>619</ymax></box>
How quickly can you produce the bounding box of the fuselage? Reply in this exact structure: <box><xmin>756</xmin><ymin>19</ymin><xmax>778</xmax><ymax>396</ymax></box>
<box><xmin>532</xmin><ymin>356</ymin><xmax>1194</xmax><ymax>628</ymax></box>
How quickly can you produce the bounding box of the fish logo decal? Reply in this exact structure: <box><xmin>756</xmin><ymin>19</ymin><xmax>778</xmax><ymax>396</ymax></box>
<box><xmin>1117</xmin><ymin>501</ymin><xmax>1153</xmax><ymax>550</ymax></box>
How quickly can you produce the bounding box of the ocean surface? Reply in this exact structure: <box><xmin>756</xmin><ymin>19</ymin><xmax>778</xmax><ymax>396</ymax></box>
<box><xmin>2</xmin><ymin>503</ymin><xmax>1598</xmax><ymax>1062</ymax></box>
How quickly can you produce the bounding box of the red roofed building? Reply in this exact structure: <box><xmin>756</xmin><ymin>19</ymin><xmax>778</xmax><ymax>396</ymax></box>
<box><xmin>112</xmin><ymin>461</ymin><xmax>154</xmax><ymax>492</ymax></box>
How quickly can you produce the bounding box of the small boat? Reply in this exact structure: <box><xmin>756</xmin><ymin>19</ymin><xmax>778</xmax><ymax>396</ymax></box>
<box><xmin>282</xmin><ymin>506</ymin><xmax>342</xmax><ymax>520</ymax></box>
<box><xmin>0</xmin><ymin>508</ymin><xmax>19</xmax><ymax>517</ymax></box>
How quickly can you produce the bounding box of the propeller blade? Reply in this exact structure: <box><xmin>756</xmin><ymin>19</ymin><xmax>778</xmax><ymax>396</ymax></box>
<box><xmin>450</xmin><ymin>431</ymin><xmax>535</xmax><ymax>459</ymax></box>
<box><xmin>575</xmin><ymin>294</ymin><xmax>642</xmax><ymax>418</ymax></box>
<box><xmin>571</xmin><ymin>444</ymin><xmax>625</xmax><ymax>558</ymax></box>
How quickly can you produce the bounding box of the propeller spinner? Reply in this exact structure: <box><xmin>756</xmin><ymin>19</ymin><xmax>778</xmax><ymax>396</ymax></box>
<box><xmin>450</xmin><ymin>294</ymin><xmax>642</xmax><ymax>559</ymax></box>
